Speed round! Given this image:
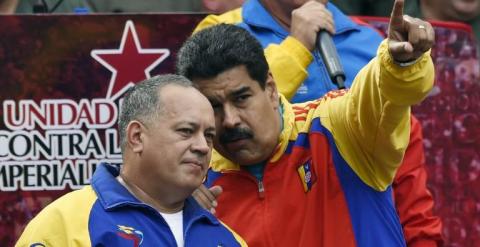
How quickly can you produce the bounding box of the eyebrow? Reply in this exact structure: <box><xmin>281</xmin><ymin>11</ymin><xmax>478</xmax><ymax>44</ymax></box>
<box><xmin>229</xmin><ymin>86</ymin><xmax>251</xmax><ymax>97</ymax></box>
<box><xmin>179</xmin><ymin>121</ymin><xmax>215</xmax><ymax>133</ymax></box>
<box><xmin>206</xmin><ymin>86</ymin><xmax>252</xmax><ymax>104</ymax></box>
<box><xmin>175</xmin><ymin>121</ymin><xmax>198</xmax><ymax>128</ymax></box>
<box><xmin>205</xmin><ymin>126</ymin><xmax>216</xmax><ymax>133</ymax></box>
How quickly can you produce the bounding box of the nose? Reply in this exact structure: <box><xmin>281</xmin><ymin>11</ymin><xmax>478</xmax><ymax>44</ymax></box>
<box><xmin>191</xmin><ymin>133</ymin><xmax>210</xmax><ymax>155</ymax></box>
<box><xmin>222</xmin><ymin>104</ymin><xmax>241</xmax><ymax>129</ymax></box>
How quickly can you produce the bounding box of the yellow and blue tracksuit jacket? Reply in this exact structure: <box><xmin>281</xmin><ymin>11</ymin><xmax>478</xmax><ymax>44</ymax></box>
<box><xmin>16</xmin><ymin>163</ymin><xmax>247</xmax><ymax>247</ymax></box>
<box><xmin>204</xmin><ymin>41</ymin><xmax>434</xmax><ymax>246</ymax></box>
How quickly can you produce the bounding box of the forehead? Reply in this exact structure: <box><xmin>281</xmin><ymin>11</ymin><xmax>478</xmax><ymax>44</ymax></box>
<box><xmin>157</xmin><ymin>85</ymin><xmax>214</xmax><ymax>123</ymax></box>
<box><xmin>193</xmin><ymin>66</ymin><xmax>262</xmax><ymax>99</ymax></box>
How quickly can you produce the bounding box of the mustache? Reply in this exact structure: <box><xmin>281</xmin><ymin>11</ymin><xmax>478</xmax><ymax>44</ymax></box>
<box><xmin>219</xmin><ymin>127</ymin><xmax>254</xmax><ymax>143</ymax></box>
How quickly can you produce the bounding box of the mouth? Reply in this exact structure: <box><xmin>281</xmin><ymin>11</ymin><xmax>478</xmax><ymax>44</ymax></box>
<box><xmin>182</xmin><ymin>159</ymin><xmax>205</xmax><ymax>169</ymax></box>
<box><xmin>224</xmin><ymin>138</ymin><xmax>250</xmax><ymax>150</ymax></box>
<box><xmin>454</xmin><ymin>0</ymin><xmax>480</xmax><ymax>16</ymax></box>
<box><xmin>225</xmin><ymin>136</ymin><xmax>251</xmax><ymax>143</ymax></box>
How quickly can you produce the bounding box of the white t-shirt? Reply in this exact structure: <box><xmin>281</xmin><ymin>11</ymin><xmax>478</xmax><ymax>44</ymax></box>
<box><xmin>116</xmin><ymin>176</ymin><xmax>185</xmax><ymax>246</ymax></box>
<box><xmin>160</xmin><ymin>211</ymin><xmax>184</xmax><ymax>247</ymax></box>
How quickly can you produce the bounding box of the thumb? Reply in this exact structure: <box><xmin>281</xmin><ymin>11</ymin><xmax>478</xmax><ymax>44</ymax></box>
<box><xmin>389</xmin><ymin>41</ymin><xmax>413</xmax><ymax>54</ymax></box>
<box><xmin>209</xmin><ymin>185</ymin><xmax>223</xmax><ymax>198</ymax></box>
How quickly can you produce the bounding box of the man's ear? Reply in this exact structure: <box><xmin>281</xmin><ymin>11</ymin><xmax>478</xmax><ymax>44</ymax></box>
<box><xmin>126</xmin><ymin>120</ymin><xmax>144</xmax><ymax>153</ymax></box>
<box><xmin>265</xmin><ymin>71</ymin><xmax>280</xmax><ymax>108</ymax></box>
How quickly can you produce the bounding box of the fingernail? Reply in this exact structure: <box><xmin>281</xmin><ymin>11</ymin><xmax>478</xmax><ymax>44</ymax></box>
<box><xmin>210</xmin><ymin>208</ymin><xmax>216</xmax><ymax>214</ymax></box>
<box><xmin>212</xmin><ymin>200</ymin><xmax>218</xmax><ymax>207</ymax></box>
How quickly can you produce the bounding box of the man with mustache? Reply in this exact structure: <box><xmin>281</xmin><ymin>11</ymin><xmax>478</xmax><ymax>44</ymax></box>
<box><xmin>16</xmin><ymin>75</ymin><xmax>246</xmax><ymax>246</ymax></box>
<box><xmin>194</xmin><ymin>0</ymin><xmax>443</xmax><ymax>245</ymax></box>
<box><xmin>177</xmin><ymin>0</ymin><xmax>435</xmax><ymax>245</ymax></box>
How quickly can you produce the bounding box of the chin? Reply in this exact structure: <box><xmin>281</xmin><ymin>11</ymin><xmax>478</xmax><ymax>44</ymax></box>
<box><xmin>179</xmin><ymin>177</ymin><xmax>204</xmax><ymax>190</ymax></box>
<box><xmin>231</xmin><ymin>153</ymin><xmax>265</xmax><ymax>166</ymax></box>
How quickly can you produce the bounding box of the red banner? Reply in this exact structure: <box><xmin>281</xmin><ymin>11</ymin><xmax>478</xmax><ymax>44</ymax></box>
<box><xmin>0</xmin><ymin>14</ymin><xmax>204</xmax><ymax>246</ymax></box>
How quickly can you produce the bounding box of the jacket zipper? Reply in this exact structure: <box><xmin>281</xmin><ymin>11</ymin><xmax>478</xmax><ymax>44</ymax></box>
<box><xmin>257</xmin><ymin>180</ymin><xmax>265</xmax><ymax>199</ymax></box>
<box><xmin>222</xmin><ymin>170</ymin><xmax>265</xmax><ymax>200</ymax></box>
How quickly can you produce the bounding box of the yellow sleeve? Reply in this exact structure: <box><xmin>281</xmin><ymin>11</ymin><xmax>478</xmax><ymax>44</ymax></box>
<box><xmin>193</xmin><ymin>8</ymin><xmax>243</xmax><ymax>34</ymax></box>
<box><xmin>15</xmin><ymin>186</ymin><xmax>97</xmax><ymax>247</ymax></box>
<box><xmin>265</xmin><ymin>37</ymin><xmax>313</xmax><ymax>100</ymax></box>
<box><xmin>319</xmin><ymin>39</ymin><xmax>434</xmax><ymax>191</ymax></box>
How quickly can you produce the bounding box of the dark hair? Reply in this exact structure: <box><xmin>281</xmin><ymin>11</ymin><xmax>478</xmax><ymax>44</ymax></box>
<box><xmin>118</xmin><ymin>74</ymin><xmax>192</xmax><ymax>150</ymax></box>
<box><xmin>176</xmin><ymin>24</ymin><xmax>269</xmax><ymax>89</ymax></box>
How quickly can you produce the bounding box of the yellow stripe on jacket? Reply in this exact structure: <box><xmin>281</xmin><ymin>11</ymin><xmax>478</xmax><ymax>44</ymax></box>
<box><xmin>16</xmin><ymin>186</ymin><xmax>97</xmax><ymax>247</ymax></box>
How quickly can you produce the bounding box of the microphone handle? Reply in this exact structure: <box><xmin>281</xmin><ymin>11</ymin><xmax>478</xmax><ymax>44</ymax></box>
<box><xmin>316</xmin><ymin>31</ymin><xmax>346</xmax><ymax>89</ymax></box>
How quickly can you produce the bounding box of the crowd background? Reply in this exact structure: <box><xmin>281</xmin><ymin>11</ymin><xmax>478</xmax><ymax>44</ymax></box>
<box><xmin>365</xmin><ymin>18</ymin><xmax>480</xmax><ymax>246</ymax></box>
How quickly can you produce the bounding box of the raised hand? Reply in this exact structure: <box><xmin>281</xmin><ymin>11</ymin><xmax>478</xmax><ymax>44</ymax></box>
<box><xmin>290</xmin><ymin>1</ymin><xmax>335</xmax><ymax>51</ymax></box>
<box><xmin>388</xmin><ymin>0</ymin><xmax>435</xmax><ymax>63</ymax></box>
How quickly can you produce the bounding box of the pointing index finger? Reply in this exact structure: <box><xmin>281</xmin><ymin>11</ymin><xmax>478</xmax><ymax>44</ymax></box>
<box><xmin>389</xmin><ymin>0</ymin><xmax>405</xmax><ymax>28</ymax></box>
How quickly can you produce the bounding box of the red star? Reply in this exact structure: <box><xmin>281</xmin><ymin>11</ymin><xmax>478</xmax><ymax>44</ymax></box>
<box><xmin>91</xmin><ymin>20</ymin><xmax>170</xmax><ymax>100</ymax></box>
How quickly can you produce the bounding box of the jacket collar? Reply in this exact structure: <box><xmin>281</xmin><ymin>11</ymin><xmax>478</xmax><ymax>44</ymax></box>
<box><xmin>242</xmin><ymin>0</ymin><xmax>360</xmax><ymax>38</ymax></box>
<box><xmin>91</xmin><ymin>163</ymin><xmax>219</xmax><ymax>225</ymax></box>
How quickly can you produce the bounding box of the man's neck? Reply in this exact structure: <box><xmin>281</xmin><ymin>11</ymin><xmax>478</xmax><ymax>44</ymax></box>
<box><xmin>419</xmin><ymin>0</ymin><xmax>463</xmax><ymax>22</ymax></box>
<box><xmin>420</xmin><ymin>0</ymin><xmax>443</xmax><ymax>20</ymax></box>
<box><xmin>260</xmin><ymin>0</ymin><xmax>292</xmax><ymax>30</ymax></box>
<box><xmin>117</xmin><ymin>174</ymin><xmax>184</xmax><ymax>214</ymax></box>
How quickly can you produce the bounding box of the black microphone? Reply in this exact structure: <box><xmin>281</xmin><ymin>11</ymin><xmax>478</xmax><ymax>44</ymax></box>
<box><xmin>33</xmin><ymin>0</ymin><xmax>48</xmax><ymax>13</ymax></box>
<box><xmin>316</xmin><ymin>31</ymin><xmax>346</xmax><ymax>89</ymax></box>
